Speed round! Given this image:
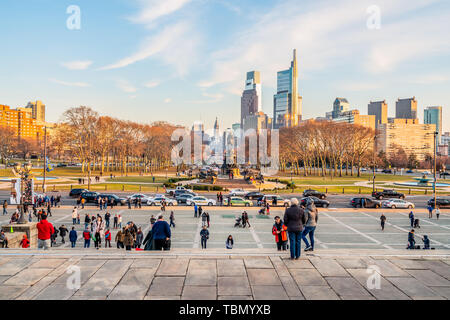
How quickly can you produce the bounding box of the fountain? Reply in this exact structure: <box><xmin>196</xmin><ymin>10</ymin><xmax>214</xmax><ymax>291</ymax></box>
<box><xmin>394</xmin><ymin>174</ymin><xmax>450</xmax><ymax>188</ymax></box>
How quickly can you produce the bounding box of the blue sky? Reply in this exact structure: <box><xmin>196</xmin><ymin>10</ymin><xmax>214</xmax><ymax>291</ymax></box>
<box><xmin>0</xmin><ymin>0</ymin><xmax>449</xmax><ymax>131</ymax></box>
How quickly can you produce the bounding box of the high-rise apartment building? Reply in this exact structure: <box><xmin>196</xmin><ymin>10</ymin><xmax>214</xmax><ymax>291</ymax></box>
<box><xmin>377</xmin><ymin>122</ymin><xmax>435</xmax><ymax>161</ymax></box>
<box><xmin>332</xmin><ymin>109</ymin><xmax>376</xmax><ymax>130</ymax></box>
<box><xmin>424</xmin><ymin>106</ymin><xmax>442</xmax><ymax>149</ymax></box>
<box><xmin>273</xmin><ymin>49</ymin><xmax>302</xmax><ymax>129</ymax></box>
<box><xmin>24</xmin><ymin>100</ymin><xmax>45</xmax><ymax>124</ymax></box>
<box><xmin>368</xmin><ymin>100</ymin><xmax>388</xmax><ymax>128</ymax></box>
<box><xmin>395</xmin><ymin>97</ymin><xmax>417</xmax><ymax>120</ymax></box>
<box><xmin>240</xmin><ymin>71</ymin><xmax>262</xmax><ymax>126</ymax></box>
<box><xmin>0</xmin><ymin>104</ymin><xmax>44</xmax><ymax>140</ymax></box>
<box><xmin>243</xmin><ymin>111</ymin><xmax>271</xmax><ymax>133</ymax></box>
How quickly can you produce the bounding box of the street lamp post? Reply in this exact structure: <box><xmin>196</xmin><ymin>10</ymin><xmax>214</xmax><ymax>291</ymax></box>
<box><xmin>372</xmin><ymin>134</ymin><xmax>377</xmax><ymax>193</ymax></box>
<box><xmin>433</xmin><ymin>131</ymin><xmax>438</xmax><ymax>210</ymax></box>
<box><xmin>12</xmin><ymin>161</ymin><xmax>33</xmax><ymax>224</ymax></box>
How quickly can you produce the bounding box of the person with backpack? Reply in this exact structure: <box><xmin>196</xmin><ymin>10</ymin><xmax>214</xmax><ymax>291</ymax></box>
<box><xmin>272</xmin><ymin>216</ymin><xmax>288</xmax><ymax>251</ymax></box>
<box><xmin>407</xmin><ymin>229</ymin><xmax>416</xmax><ymax>249</ymax></box>
<box><xmin>69</xmin><ymin>227</ymin><xmax>77</xmax><ymax>248</ymax></box>
<box><xmin>200</xmin><ymin>225</ymin><xmax>209</xmax><ymax>249</ymax></box>
<box><xmin>105</xmin><ymin>229</ymin><xmax>112</xmax><ymax>248</ymax></box>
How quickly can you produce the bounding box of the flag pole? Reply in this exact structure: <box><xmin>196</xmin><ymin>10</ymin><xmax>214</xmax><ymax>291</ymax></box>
<box><xmin>42</xmin><ymin>126</ymin><xmax>47</xmax><ymax>193</ymax></box>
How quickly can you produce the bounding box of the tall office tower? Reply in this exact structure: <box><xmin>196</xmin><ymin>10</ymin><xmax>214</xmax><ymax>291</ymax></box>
<box><xmin>424</xmin><ymin>106</ymin><xmax>442</xmax><ymax>149</ymax></box>
<box><xmin>25</xmin><ymin>100</ymin><xmax>46</xmax><ymax>124</ymax></box>
<box><xmin>240</xmin><ymin>71</ymin><xmax>262</xmax><ymax>127</ymax></box>
<box><xmin>332</xmin><ymin>98</ymin><xmax>350</xmax><ymax>118</ymax></box>
<box><xmin>368</xmin><ymin>100</ymin><xmax>388</xmax><ymax>128</ymax></box>
<box><xmin>395</xmin><ymin>97</ymin><xmax>417</xmax><ymax>119</ymax></box>
<box><xmin>273</xmin><ymin>49</ymin><xmax>302</xmax><ymax>129</ymax></box>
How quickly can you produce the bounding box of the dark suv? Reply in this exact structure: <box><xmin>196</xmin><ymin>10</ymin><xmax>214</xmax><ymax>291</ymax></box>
<box><xmin>303</xmin><ymin>189</ymin><xmax>326</xmax><ymax>199</ymax></box>
<box><xmin>427</xmin><ymin>198</ymin><xmax>450</xmax><ymax>209</ymax></box>
<box><xmin>69</xmin><ymin>188</ymin><xmax>88</xmax><ymax>198</ymax></box>
<box><xmin>372</xmin><ymin>189</ymin><xmax>405</xmax><ymax>200</ymax></box>
<box><xmin>80</xmin><ymin>191</ymin><xmax>100</xmax><ymax>203</ymax></box>
<box><xmin>244</xmin><ymin>192</ymin><xmax>264</xmax><ymax>200</ymax></box>
<box><xmin>350</xmin><ymin>197</ymin><xmax>381</xmax><ymax>208</ymax></box>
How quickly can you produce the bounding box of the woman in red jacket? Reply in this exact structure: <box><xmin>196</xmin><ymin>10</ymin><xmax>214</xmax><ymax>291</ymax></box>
<box><xmin>272</xmin><ymin>216</ymin><xmax>288</xmax><ymax>251</ymax></box>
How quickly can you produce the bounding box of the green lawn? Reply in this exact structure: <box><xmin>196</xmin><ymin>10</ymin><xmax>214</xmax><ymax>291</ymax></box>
<box><xmin>105</xmin><ymin>176</ymin><xmax>175</xmax><ymax>183</ymax></box>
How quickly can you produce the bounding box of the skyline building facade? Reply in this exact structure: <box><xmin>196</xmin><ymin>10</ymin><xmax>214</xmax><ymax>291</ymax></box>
<box><xmin>368</xmin><ymin>100</ymin><xmax>388</xmax><ymax>129</ymax></box>
<box><xmin>273</xmin><ymin>49</ymin><xmax>302</xmax><ymax>129</ymax></box>
<box><xmin>395</xmin><ymin>97</ymin><xmax>417</xmax><ymax>120</ymax></box>
<box><xmin>332</xmin><ymin>98</ymin><xmax>350</xmax><ymax>119</ymax></box>
<box><xmin>240</xmin><ymin>71</ymin><xmax>262</xmax><ymax>127</ymax></box>
<box><xmin>424</xmin><ymin>106</ymin><xmax>442</xmax><ymax>149</ymax></box>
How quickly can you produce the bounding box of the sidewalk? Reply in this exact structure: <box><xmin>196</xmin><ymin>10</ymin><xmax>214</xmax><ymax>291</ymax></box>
<box><xmin>0</xmin><ymin>249</ymin><xmax>449</xmax><ymax>300</ymax></box>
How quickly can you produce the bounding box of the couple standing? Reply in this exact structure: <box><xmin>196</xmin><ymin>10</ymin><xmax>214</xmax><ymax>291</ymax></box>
<box><xmin>283</xmin><ymin>198</ymin><xmax>318</xmax><ymax>259</ymax></box>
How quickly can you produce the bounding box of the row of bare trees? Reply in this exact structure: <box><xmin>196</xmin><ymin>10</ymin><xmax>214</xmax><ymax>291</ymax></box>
<box><xmin>279</xmin><ymin>121</ymin><xmax>376</xmax><ymax>177</ymax></box>
<box><xmin>49</xmin><ymin>106</ymin><xmax>181</xmax><ymax>175</ymax></box>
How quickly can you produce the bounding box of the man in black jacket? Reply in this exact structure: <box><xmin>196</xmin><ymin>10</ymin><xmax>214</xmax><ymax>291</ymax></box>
<box><xmin>283</xmin><ymin>198</ymin><xmax>306</xmax><ymax>259</ymax></box>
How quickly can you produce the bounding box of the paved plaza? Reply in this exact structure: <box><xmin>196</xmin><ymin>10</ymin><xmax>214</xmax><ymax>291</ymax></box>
<box><xmin>1</xmin><ymin>206</ymin><xmax>449</xmax><ymax>250</ymax></box>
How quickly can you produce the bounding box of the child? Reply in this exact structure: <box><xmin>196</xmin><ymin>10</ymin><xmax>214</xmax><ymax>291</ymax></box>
<box><xmin>20</xmin><ymin>234</ymin><xmax>30</xmax><ymax>248</ymax></box>
<box><xmin>226</xmin><ymin>235</ymin><xmax>234</xmax><ymax>249</ymax></box>
<box><xmin>272</xmin><ymin>216</ymin><xmax>288</xmax><ymax>251</ymax></box>
<box><xmin>105</xmin><ymin>229</ymin><xmax>112</xmax><ymax>248</ymax></box>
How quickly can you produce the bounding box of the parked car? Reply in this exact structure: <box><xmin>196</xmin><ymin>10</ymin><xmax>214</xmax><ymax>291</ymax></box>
<box><xmin>300</xmin><ymin>196</ymin><xmax>330</xmax><ymax>208</ymax></box>
<box><xmin>166</xmin><ymin>186</ymin><xmax>192</xmax><ymax>197</ymax></box>
<box><xmin>176</xmin><ymin>193</ymin><xmax>195</xmax><ymax>204</ymax></box>
<box><xmin>174</xmin><ymin>189</ymin><xmax>197</xmax><ymax>198</ymax></box>
<box><xmin>69</xmin><ymin>188</ymin><xmax>88</xmax><ymax>198</ymax></box>
<box><xmin>303</xmin><ymin>189</ymin><xmax>326</xmax><ymax>199</ymax></box>
<box><xmin>382</xmin><ymin>199</ymin><xmax>415</xmax><ymax>209</ymax></box>
<box><xmin>427</xmin><ymin>197</ymin><xmax>450</xmax><ymax>209</ymax></box>
<box><xmin>223</xmin><ymin>197</ymin><xmax>253</xmax><ymax>207</ymax></box>
<box><xmin>147</xmin><ymin>196</ymin><xmax>177</xmax><ymax>206</ymax></box>
<box><xmin>244</xmin><ymin>191</ymin><xmax>264</xmax><ymax>200</ymax></box>
<box><xmin>257</xmin><ymin>195</ymin><xmax>290</xmax><ymax>207</ymax></box>
<box><xmin>186</xmin><ymin>196</ymin><xmax>216</xmax><ymax>206</ymax></box>
<box><xmin>406</xmin><ymin>169</ymin><xmax>414</xmax><ymax>174</ymax></box>
<box><xmin>127</xmin><ymin>193</ymin><xmax>152</xmax><ymax>203</ymax></box>
<box><xmin>228</xmin><ymin>188</ymin><xmax>247</xmax><ymax>197</ymax></box>
<box><xmin>423</xmin><ymin>171</ymin><xmax>431</xmax><ymax>175</ymax></box>
<box><xmin>95</xmin><ymin>194</ymin><xmax>126</xmax><ymax>206</ymax></box>
<box><xmin>381</xmin><ymin>169</ymin><xmax>393</xmax><ymax>174</ymax></box>
<box><xmin>80</xmin><ymin>191</ymin><xmax>100</xmax><ymax>203</ymax></box>
<box><xmin>372</xmin><ymin>189</ymin><xmax>405</xmax><ymax>200</ymax></box>
<box><xmin>350</xmin><ymin>197</ymin><xmax>381</xmax><ymax>208</ymax></box>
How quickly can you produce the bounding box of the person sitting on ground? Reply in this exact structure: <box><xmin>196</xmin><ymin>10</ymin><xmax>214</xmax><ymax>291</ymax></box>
<box><xmin>226</xmin><ymin>235</ymin><xmax>234</xmax><ymax>249</ymax></box>
<box><xmin>407</xmin><ymin>229</ymin><xmax>416</xmax><ymax>249</ymax></box>
<box><xmin>423</xmin><ymin>235</ymin><xmax>431</xmax><ymax>250</ymax></box>
<box><xmin>20</xmin><ymin>234</ymin><xmax>30</xmax><ymax>248</ymax></box>
<box><xmin>0</xmin><ymin>231</ymin><xmax>8</xmax><ymax>248</ymax></box>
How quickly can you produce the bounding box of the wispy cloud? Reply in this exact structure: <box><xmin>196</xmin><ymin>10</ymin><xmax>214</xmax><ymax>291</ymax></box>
<box><xmin>116</xmin><ymin>79</ymin><xmax>138</xmax><ymax>93</ymax></box>
<box><xmin>49</xmin><ymin>78</ymin><xmax>90</xmax><ymax>87</ymax></box>
<box><xmin>60</xmin><ymin>60</ymin><xmax>93</xmax><ymax>70</ymax></box>
<box><xmin>99</xmin><ymin>21</ymin><xmax>197</xmax><ymax>74</ymax></box>
<box><xmin>129</xmin><ymin>0</ymin><xmax>192</xmax><ymax>27</ymax></box>
<box><xmin>143</xmin><ymin>80</ymin><xmax>160</xmax><ymax>88</ymax></box>
<box><xmin>409</xmin><ymin>74</ymin><xmax>449</xmax><ymax>85</ymax></box>
<box><xmin>164</xmin><ymin>98</ymin><xmax>172</xmax><ymax>103</ymax></box>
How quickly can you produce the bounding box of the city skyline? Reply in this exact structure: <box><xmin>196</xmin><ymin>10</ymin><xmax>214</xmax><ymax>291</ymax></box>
<box><xmin>0</xmin><ymin>0</ymin><xmax>449</xmax><ymax>131</ymax></box>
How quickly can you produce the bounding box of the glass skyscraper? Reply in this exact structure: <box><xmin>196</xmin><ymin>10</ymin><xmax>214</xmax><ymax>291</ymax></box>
<box><xmin>424</xmin><ymin>106</ymin><xmax>442</xmax><ymax>149</ymax></box>
<box><xmin>273</xmin><ymin>49</ymin><xmax>302</xmax><ymax>129</ymax></box>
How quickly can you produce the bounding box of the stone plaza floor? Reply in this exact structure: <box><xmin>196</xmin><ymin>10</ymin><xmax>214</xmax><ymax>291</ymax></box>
<box><xmin>1</xmin><ymin>206</ymin><xmax>450</xmax><ymax>300</ymax></box>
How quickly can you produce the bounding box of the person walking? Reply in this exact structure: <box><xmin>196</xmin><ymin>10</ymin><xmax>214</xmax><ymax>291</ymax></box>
<box><xmin>2</xmin><ymin>200</ymin><xmax>7</xmax><ymax>215</ymax></box>
<box><xmin>409</xmin><ymin>211</ymin><xmax>415</xmax><ymax>228</ymax></box>
<box><xmin>283</xmin><ymin>198</ymin><xmax>306</xmax><ymax>260</ymax></box>
<box><xmin>123</xmin><ymin>227</ymin><xmax>134</xmax><ymax>251</ymax></box>
<box><xmin>84</xmin><ymin>214</ymin><xmax>91</xmax><ymax>230</ymax></box>
<box><xmin>93</xmin><ymin>216</ymin><xmax>105</xmax><ymax>249</ymax></box>
<box><xmin>81</xmin><ymin>197</ymin><xmax>85</xmax><ymax>209</ymax></box>
<box><xmin>150</xmin><ymin>215</ymin><xmax>156</xmax><ymax>226</ymax></box>
<box><xmin>206</xmin><ymin>212</ymin><xmax>210</xmax><ymax>228</ymax></box>
<box><xmin>435</xmin><ymin>207</ymin><xmax>440</xmax><ymax>220</ymax></box>
<box><xmin>200</xmin><ymin>225</ymin><xmax>209</xmax><ymax>249</ymax></box>
<box><xmin>201</xmin><ymin>211</ymin><xmax>208</xmax><ymax>227</ymax></box>
<box><xmin>241</xmin><ymin>211</ymin><xmax>247</xmax><ymax>228</ymax></box>
<box><xmin>47</xmin><ymin>202</ymin><xmax>52</xmax><ymax>217</ymax></box>
<box><xmin>83</xmin><ymin>228</ymin><xmax>91</xmax><ymax>248</ymax></box>
<box><xmin>226</xmin><ymin>235</ymin><xmax>234</xmax><ymax>249</ymax></box>
<box><xmin>69</xmin><ymin>227</ymin><xmax>77</xmax><ymax>248</ymax></box>
<box><xmin>59</xmin><ymin>225</ymin><xmax>69</xmax><ymax>244</ymax></box>
<box><xmin>302</xmin><ymin>200</ymin><xmax>318</xmax><ymax>252</ymax></box>
<box><xmin>113</xmin><ymin>214</ymin><xmax>118</xmax><ymax>229</ymax></box>
<box><xmin>72</xmin><ymin>207</ymin><xmax>78</xmax><ymax>225</ymax></box>
<box><xmin>272</xmin><ymin>216</ymin><xmax>288</xmax><ymax>251</ymax></box>
<box><xmin>266</xmin><ymin>202</ymin><xmax>270</xmax><ymax>215</ymax></box>
<box><xmin>243</xmin><ymin>211</ymin><xmax>250</xmax><ymax>228</ymax></box>
<box><xmin>407</xmin><ymin>229</ymin><xmax>415</xmax><ymax>249</ymax></box>
<box><xmin>115</xmin><ymin>227</ymin><xmax>125</xmax><ymax>249</ymax></box>
<box><xmin>194</xmin><ymin>203</ymin><xmax>198</xmax><ymax>217</ymax></box>
<box><xmin>380</xmin><ymin>213</ymin><xmax>387</xmax><ymax>231</ymax></box>
<box><xmin>118</xmin><ymin>214</ymin><xmax>122</xmax><ymax>228</ymax></box>
<box><xmin>127</xmin><ymin>198</ymin><xmax>132</xmax><ymax>209</ymax></box>
<box><xmin>427</xmin><ymin>204</ymin><xmax>433</xmax><ymax>219</ymax></box>
<box><xmin>151</xmin><ymin>215</ymin><xmax>171</xmax><ymax>250</ymax></box>
<box><xmin>105</xmin><ymin>212</ymin><xmax>111</xmax><ymax>229</ymax></box>
<box><xmin>198</xmin><ymin>206</ymin><xmax>203</xmax><ymax>218</ymax></box>
<box><xmin>138</xmin><ymin>198</ymin><xmax>142</xmax><ymax>209</ymax></box>
<box><xmin>104</xmin><ymin>229</ymin><xmax>112</xmax><ymax>248</ymax></box>
<box><xmin>36</xmin><ymin>215</ymin><xmax>54</xmax><ymax>250</ymax></box>
<box><xmin>136</xmin><ymin>227</ymin><xmax>143</xmax><ymax>248</ymax></box>
<box><xmin>169</xmin><ymin>211</ymin><xmax>175</xmax><ymax>228</ymax></box>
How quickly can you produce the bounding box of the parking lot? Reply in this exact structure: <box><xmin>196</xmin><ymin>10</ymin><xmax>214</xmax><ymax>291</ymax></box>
<box><xmin>3</xmin><ymin>206</ymin><xmax>449</xmax><ymax>250</ymax></box>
